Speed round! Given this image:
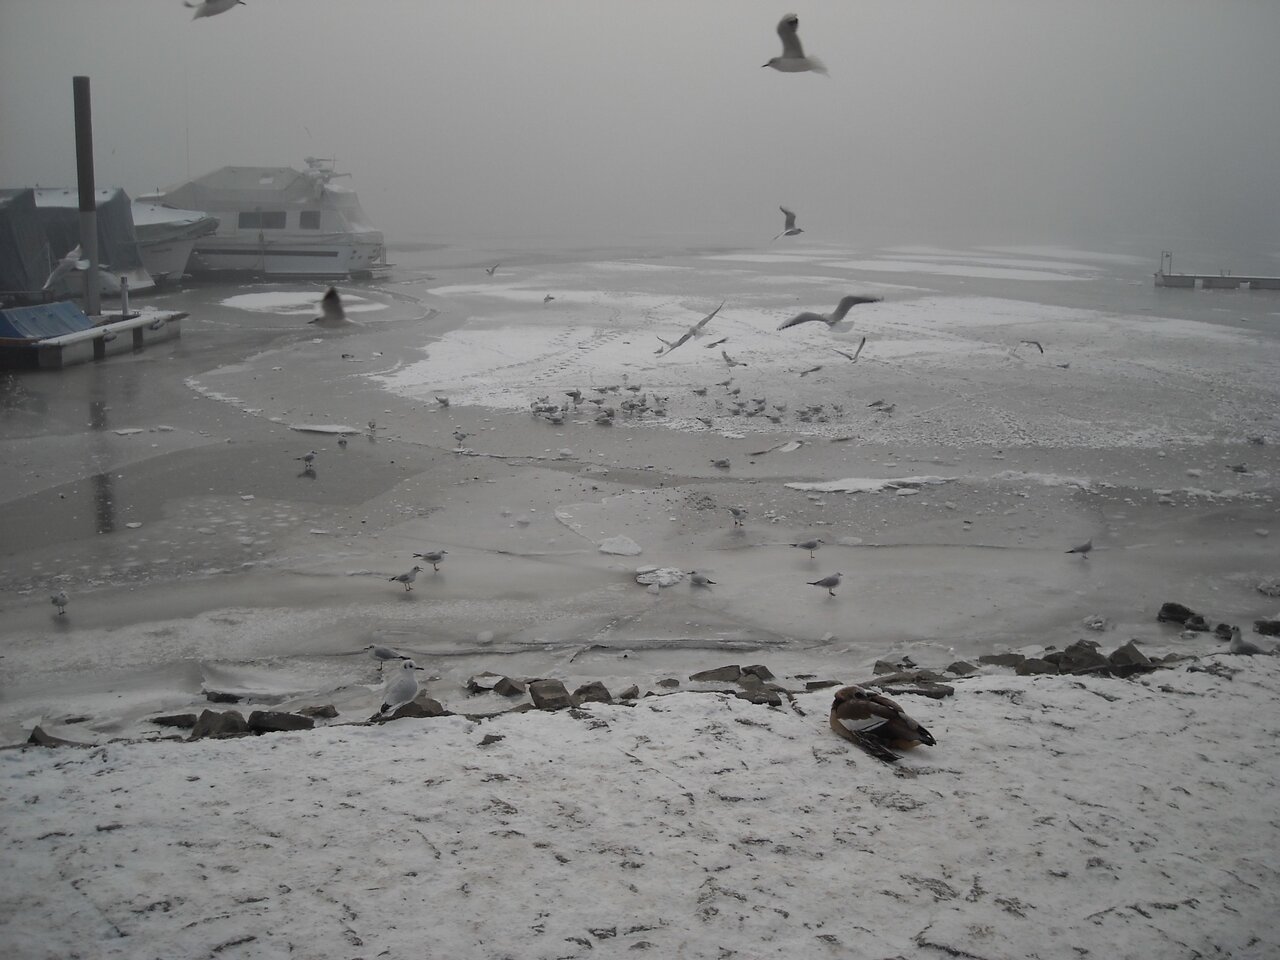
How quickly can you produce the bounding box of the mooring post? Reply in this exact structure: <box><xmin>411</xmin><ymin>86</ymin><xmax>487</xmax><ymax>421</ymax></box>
<box><xmin>73</xmin><ymin>76</ymin><xmax>100</xmax><ymax>318</ymax></box>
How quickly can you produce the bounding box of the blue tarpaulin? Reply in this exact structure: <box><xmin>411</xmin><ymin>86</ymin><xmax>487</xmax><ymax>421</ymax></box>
<box><xmin>0</xmin><ymin>301</ymin><xmax>93</xmax><ymax>340</ymax></box>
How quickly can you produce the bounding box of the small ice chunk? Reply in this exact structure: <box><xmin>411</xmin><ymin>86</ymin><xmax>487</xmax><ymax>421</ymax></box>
<box><xmin>600</xmin><ymin>535</ymin><xmax>642</xmax><ymax>556</ymax></box>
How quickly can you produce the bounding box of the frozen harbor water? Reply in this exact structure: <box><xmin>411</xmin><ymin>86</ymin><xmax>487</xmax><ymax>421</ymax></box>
<box><xmin>1</xmin><ymin>240</ymin><xmax>1278</xmax><ymax>743</ymax></box>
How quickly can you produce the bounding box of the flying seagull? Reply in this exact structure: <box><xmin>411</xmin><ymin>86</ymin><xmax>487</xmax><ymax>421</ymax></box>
<box><xmin>389</xmin><ymin>565</ymin><xmax>423</xmax><ymax>591</ymax></box>
<box><xmin>778</xmin><ymin>295</ymin><xmax>881</xmax><ymax>331</ymax></box>
<box><xmin>185</xmin><ymin>0</ymin><xmax>245</xmax><ymax>20</ymax></box>
<box><xmin>722</xmin><ymin>349</ymin><xmax>747</xmax><ymax>368</ymax></box>
<box><xmin>833</xmin><ymin>337</ymin><xmax>868</xmax><ymax>362</ymax></box>
<box><xmin>829</xmin><ymin>685</ymin><xmax>936</xmax><ymax>762</ymax></box>
<box><xmin>773</xmin><ymin>206</ymin><xmax>803</xmax><ymax>240</ymax></box>
<box><xmin>379</xmin><ymin>659</ymin><xmax>426</xmax><ymax>715</ymax></box>
<box><xmin>309</xmin><ymin>287</ymin><xmax>350</xmax><ymax>327</ymax></box>
<box><xmin>656</xmin><ymin>301</ymin><xmax>725</xmax><ymax>356</ymax></box>
<box><xmin>1065</xmin><ymin>538</ymin><xmax>1093</xmax><ymax>559</ymax></box>
<box><xmin>42</xmin><ymin>247</ymin><xmax>90</xmax><ymax>291</ymax></box>
<box><xmin>485</xmin><ymin>263</ymin><xmax>500</xmax><ymax>276</ymax></box>
<box><xmin>763</xmin><ymin>13</ymin><xmax>828</xmax><ymax>76</ymax></box>
<box><xmin>808</xmin><ymin>571</ymin><xmax>843</xmax><ymax>596</ymax></box>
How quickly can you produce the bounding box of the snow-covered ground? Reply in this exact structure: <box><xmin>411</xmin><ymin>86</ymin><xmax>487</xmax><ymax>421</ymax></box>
<box><xmin>3</xmin><ymin>662</ymin><xmax>1278</xmax><ymax>960</ymax></box>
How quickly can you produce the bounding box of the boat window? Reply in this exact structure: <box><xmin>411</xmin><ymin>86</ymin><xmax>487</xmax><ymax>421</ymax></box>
<box><xmin>238</xmin><ymin>211</ymin><xmax>287</xmax><ymax>230</ymax></box>
<box><xmin>299</xmin><ymin>211</ymin><xmax>321</xmax><ymax>229</ymax></box>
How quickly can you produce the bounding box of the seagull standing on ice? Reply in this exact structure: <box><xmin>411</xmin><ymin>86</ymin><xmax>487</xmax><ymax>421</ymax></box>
<box><xmin>792</xmin><ymin>537</ymin><xmax>824</xmax><ymax>558</ymax></box>
<box><xmin>389</xmin><ymin>565</ymin><xmax>423</xmax><ymax>591</ymax></box>
<box><xmin>412</xmin><ymin>549</ymin><xmax>448</xmax><ymax>571</ymax></box>
<box><xmin>51</xmin><ymin>590</ymin><xmax>69</xmax><ymax>615</ymax></box>
<box><xmin>365</xmin><ymin>644</ymin><xmax>409</xmax><ymax>669</ymax></box>
<box><xmin>185</xmin><ymin>0</ymin><xmax>245</xmax><ymax>19</ymax></box>
<box><xmin>309</xmin><ymin>287</ymin><xmax>350</xmax><ymax>327</ymax></box>
<box><xmin>773</xmin><ymin>206</ymin><xmax>803</xmax><ymax>240</ymax></box>
<box><xmin>1065</xmin><ymin>538</ymin><xmax>1093</xmax><ymax>559</ymax></box>
<box><xmin>728</xmin><ymin>506</ymin><xmax>748</xmax><ymax>527</ymax></box>
<box><xmin>688</xmin><ymin>571</ymin><xmax>717</xmax><ymax>588</ymax></box>
<box><xmin>778</xmin><ymin>295</ymin><xmax>882</xmax><ymax>331</ymax></box>
<box><xmin>380</xmin><ymin>659</ymin><xmax>426</xmax><ymax>715</ymax></box>
<box><xmin>808</xmin><ymin>572</ymin><xmax>843</xmax><ymax>596</ymax></box>
<box><xmin>295</xmin><ymin>450</ymin><xmax>318</xmax><ymax>469</ymax></box>
<box><xmin>763</xmin><ymin>13</ymin><xmax>828</xmax><ymax>75</ymax></box>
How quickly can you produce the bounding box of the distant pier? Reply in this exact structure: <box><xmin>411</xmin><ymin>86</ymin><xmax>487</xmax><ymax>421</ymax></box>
<box><xmin>1154</xmin><ymin>250</ymin><xmax>1280</xmax><ymax>290</ymax></box>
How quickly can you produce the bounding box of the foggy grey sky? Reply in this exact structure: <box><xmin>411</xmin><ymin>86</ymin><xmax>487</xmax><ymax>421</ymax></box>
<box><xmin>2</xmin><ymin>1</ymin><xmax>1278</xmax><ymax>253</ymax></box>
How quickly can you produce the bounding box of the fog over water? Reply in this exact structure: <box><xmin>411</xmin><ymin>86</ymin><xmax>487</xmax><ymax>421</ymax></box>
<box><xmin>2</xmin><ymin>1</ymin><xmax>1279</xmax><ymax>257</ymax></box>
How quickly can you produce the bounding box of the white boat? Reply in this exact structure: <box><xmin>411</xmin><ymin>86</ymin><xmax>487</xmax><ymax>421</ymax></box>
<box><xmin>130</xmin><ymin>200</ymin><xmax>218</xmax><ymax>283</ymax></box>
<box><xmin>150</xmin><ymin>158</ymin><xmax>385</xmax><ymax>279</ymax></box>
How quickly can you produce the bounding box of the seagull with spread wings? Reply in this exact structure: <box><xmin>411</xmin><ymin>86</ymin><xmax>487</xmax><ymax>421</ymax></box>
<box><xmin>773</xmin><ymin>206</ymin><xmax>803</xmax><ymax>240</ymax></box>
<box><xmin>778</xmin><ymin>295</ymin><xmax>881</xmax><ymax>331</ymax></box>
<box><xmin>763</xmin><ymin>13</ymin><xmax>828</xmax><ymax>75</ymax></box>
<box><xmin>655</xmin><ymin>301</ymin><xmax>725</xmax><ymax>356</ymax></box>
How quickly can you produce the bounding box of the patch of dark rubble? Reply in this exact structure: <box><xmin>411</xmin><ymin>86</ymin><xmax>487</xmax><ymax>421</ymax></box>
<box><xmin>16</xmin><ymin>603</ymin><xmax>1267</xmax><ymax>749</ymax></box>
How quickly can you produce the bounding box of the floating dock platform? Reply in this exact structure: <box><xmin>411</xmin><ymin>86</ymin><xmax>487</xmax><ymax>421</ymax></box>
<box><xmin>1153</xmin><ymin>250</ymin><xmax>1280</xmax><ymax>290</ymax></box>
<box><xmin>0</xmin><ymin>301</ymin><xmax>186</xmax><ymax>370</ymax></box>
<box><xmin>1154</xmin><ymin>271</ymin><xmax>1280</xmax><ymax>290</ymax></box>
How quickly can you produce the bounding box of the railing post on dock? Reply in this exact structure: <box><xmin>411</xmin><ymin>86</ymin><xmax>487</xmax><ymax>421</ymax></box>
<box><xmin>119</xmin><ymin>276</ymin><xmax>129</xmax><ymax>318</ymax></box>
<box><xmin>73</xmin><ymin>76</ymin><xmax>100</xmax><ymax>318</ymax></box>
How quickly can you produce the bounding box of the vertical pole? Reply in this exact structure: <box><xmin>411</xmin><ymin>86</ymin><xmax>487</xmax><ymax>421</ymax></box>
<box><xmin>119</xmin><ymin>275</ymin><xmax>129</xmax><ymax>318</ymax></box>
<box><xmin>73</xmin><ymin>76</ymin><xmax>100</xmax><ymax>317</ymax></box>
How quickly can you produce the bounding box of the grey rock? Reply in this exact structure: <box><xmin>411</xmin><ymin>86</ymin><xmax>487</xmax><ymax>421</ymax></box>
<box><xmin>204</xmin><ymin>690</ymin><xmax>243</xmax><ymax>704</ymax></box>
<box><xmin>528</xmin><ymin>679</ymin><xmax>576</xmax><ymax>710</ymax></box>
<box><xmin>656</xmin><ymin>678</ymin><xmax>680</xmax><ymax>689</ymax></box>
<box><xmin>573</xmin><ymin>681</ymin><xmax>613</xmax><ymax>703</ymax></box>
<box><xmin>1255</xmin><ymin>619</ymin><xmax>1280</xmax><ymax>637</ymax></box>
<box><xmin>479</xmin><ymin>733</ymin><xmax>505</xmax><ymax>747</ymax></box>
<box><xmin>1183</xmin><ymin>614</ymin><xmax>1211</xmax><ymax>632</ymax></box>
<box><xmin>1213</xmin><ymin>623</ymin><xmax>1234</xmax><ymax>641</ymax></box>
<box><xmin>150</xmin><ymin>713</ymin><xmax>198</xmax><ymax>729</ymax></box>
<box><xmin>1054</xmin><ymin>639</ymin><xmax>1111</xmax><ymax>674</ymax></box>
<box><xmin>1110</xmin><ymin>640</ymin><xmax>1151</xmax><ymax>667</ymax></box>
<box><xmin>689</xmin><ymin>665</ymin><xmax>742</xmax><ymax>683</ymax></box>
<box><xmin>947</xmin><ymin>661</ymin><xmax>978</xmax><ymax>676</ymax></box>
<box><xmin>617</xmin><ymin>685</ymin><xmax>640</xmax><ymax>700</ymax></box>
<box><xmin>494</xmin><ymin>676</ymin><xmax>528</xmax><ymax>697</ymax></box>
<box><xmin>871</xmin><ymin>669</ymin><xmax>949</xmax><ymax>686</ymax></box>
<box><xmin>27</xmin><ymin>725</ymin><xmax>90</xmax><ymax>748</ymax></box>
<box><xmin>1256</xmin><ymin>578</ymin><xmax>1280</xmax><ymax>598</ymax></box>
<box><xmin>384</xmin><ymin>697</ymin><xmax>450</xmax><ymax>721</ymax></box>
<box><xmin>1157</xmin><ymin>601</ymin><xmax>1196</xmax><ymax>624</ymax></box>
<box><xmin>804</xmin><ymin>679</ymin><xmax>842</xmax><ymax>691</ymax></box>
<box><xmin>872</xmin><ymin>682</ymin><xmax>956</xmax><ymax>700</ymax></box>
<box><xmin>735</xmin><ymin>686</ymin><xmax>783</xmax><ymax>706</ymax></box>
<box><xmin>872</xmin><ymin>660</ymin><xmax>899</xmax><ymax>675</ymax></box>
<box><xmin>978</xmin><ymin>653</ymin><xmax>1025</xmax><ymax>667</ymax></box>
<box><xmin>1015</xmin><ymin>658</ymin><xmax>1060</xmax><ymax>676</ymax></box>
<box><xmin>189</xmin><ymin>710</ymin><xmax>250</xmax><ymax>741</ymax></box>
<box><xmin>299</xmin><ymin>704</ymin><xmax>338</xmax><ymax>719</ymax></box>
<box><xmin>742</xmin><ymin>664</ymin><xmax>775</xmax><ymax>682</ymax></box>
<box><xmin>466</xmin><ymin>672</ymin><xmax>504</xmax><ymax>694</ymax></box>
<box><xmin>247</xmin><ymin>711</ymin><xmax>315</xmax><ymax>734</ymax></box>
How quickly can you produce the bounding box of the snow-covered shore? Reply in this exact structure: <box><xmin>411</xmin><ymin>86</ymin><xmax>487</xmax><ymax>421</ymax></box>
<box><xmin>3</xmin><ymin>661</ymin><xmax>1278</xmax><ymax>960</ymax></box>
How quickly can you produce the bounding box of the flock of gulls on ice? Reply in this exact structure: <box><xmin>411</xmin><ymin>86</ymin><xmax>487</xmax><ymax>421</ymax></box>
<box><xmin>72</xmin><ymin>6</ymin><xmax>1270</xmax><ymax>755</ymax></box>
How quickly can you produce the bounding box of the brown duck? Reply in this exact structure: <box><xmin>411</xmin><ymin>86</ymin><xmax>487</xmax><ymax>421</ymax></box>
<box><xmin>829</xmin><ymin>685</ymin><xmax>936</xmax><ymax>762</ymax></box>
